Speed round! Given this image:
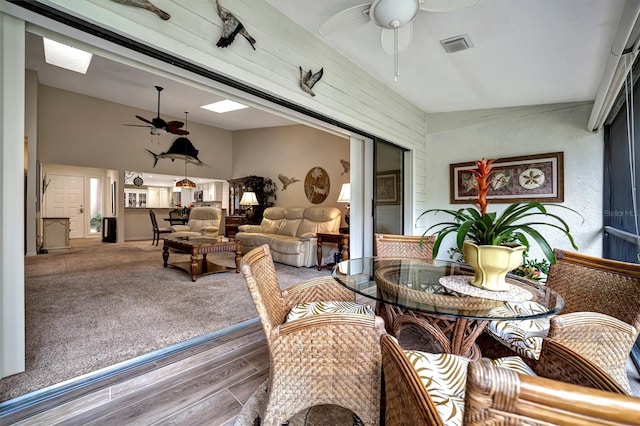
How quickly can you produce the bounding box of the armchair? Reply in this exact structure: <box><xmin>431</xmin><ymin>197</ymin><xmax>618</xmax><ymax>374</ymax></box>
<box><xmin>239</xmin><ymin>244</ymin><xmax>386</xmax><ymax>426</ymax></box>
<box><xmin>483</xmin><ymin>249</ymin><xmax>640</xmax><ymax>393</ymax></box>
<box><xmin>374</xmin><ymin>233</ymin><xmax>435</xmax><ymax>260</ymax></box>
<box><xmin>170</xmin><ymin>206</ymin><xmax>221</xmax><ymax>238</ymax></box>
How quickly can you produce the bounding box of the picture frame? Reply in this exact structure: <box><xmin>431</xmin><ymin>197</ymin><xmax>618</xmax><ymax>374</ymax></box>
<box><xmin>376</xmin><ymin>170</ymin><xmax>400</xmax><ymax>205</ymax></box>
<box><xmin>450</xmin><ymin>152</ymin><xmax>564</xmax><ymax>204</ymax></box>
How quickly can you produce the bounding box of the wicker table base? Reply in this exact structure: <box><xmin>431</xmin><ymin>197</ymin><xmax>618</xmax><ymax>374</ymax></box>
<box><xmin>378</xmin><ymin>303</ymin><xmax>487</xmax><ymax>360</ymax></box>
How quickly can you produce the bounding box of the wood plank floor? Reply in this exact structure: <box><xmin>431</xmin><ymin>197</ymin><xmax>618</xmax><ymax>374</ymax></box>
<box><xmin>8</xmin><ymin>321</ymin><xmax>268</xmax><ymax>426</ymax></box>
<box><xmin>5</xmin><ymin>316</ymin><xmax>639</xmax><ymax>425</ymax></box>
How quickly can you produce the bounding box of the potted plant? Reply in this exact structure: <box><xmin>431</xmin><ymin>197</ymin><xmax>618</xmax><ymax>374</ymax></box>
<box><xmin>418</xmin><ymin>158</ymin><xmax>580</xmax><ymax>291</ymax></box>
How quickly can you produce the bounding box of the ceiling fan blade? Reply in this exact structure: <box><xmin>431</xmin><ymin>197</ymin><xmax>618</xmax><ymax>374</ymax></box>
<box><xmin>319</xmin><ymin>3</ymin><xmax>371</xmax><ymax>38</ymax></box>
<box><xmin>419</xmin><ymin>0</ymin><xmax>480</xmax><ymax>12</ymax></box>
<box><xmin>135</xmin><ymin>115</ymin><xmax>154</xmax><ymax>125</ymax></box>
<box><xmin>123</xmin><ymin>124</ymin><xmax>153</xmax><ymax>128</ymax></box>
<box><xmin>380</xmin><ymin>23</ymin><xmax>413</xmax><ymax>54</ymax></box>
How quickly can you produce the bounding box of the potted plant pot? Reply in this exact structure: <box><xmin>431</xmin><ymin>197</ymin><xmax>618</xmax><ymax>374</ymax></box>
<box><xmin>462</xmin><ymin>241</ymin><xmax>526</xmax><ymax>291</ymax></box>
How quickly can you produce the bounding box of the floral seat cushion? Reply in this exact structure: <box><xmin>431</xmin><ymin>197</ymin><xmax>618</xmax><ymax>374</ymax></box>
<box><xmin>485</xmin><ymin>300</ymin><xmax>551</xmax><ymax>360</ymax></box>
<box><xmin>404</xmin><ymin>349</ymin><xmax>535</xmax><ymax>426</ymax></box>
<box><xmin>286</xmin><ymin>301</ymin><xmax>375</xmax><ymax>322</ymax></box>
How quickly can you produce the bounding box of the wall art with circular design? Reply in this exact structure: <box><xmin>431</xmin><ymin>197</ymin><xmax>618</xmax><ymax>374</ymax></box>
<box><xmin>304</xmin><ymin>166</ymin><xmax>330</xmax><ymax>204</ymax></box>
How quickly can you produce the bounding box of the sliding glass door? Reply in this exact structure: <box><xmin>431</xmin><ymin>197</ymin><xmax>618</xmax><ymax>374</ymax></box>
<box><xmin>374</xmin><ymin>140</ymin><xmax>406</xmax><ymax>236</ymax></box>
<box><xmin>603</xmin><ymin>61</ymin><xmax>640</xmax><ymax>369</ymax></box>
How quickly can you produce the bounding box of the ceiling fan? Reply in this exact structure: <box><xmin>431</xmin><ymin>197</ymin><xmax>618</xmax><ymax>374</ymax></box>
<box><xmin>123</xmin><ymin>86</ymin><xmax>189</xmax><ymax>136</ymax></box>
<box><xmin>319</xmin><ymin>0</ymin><xmax>480</xmax><ymax>80</ymax></box>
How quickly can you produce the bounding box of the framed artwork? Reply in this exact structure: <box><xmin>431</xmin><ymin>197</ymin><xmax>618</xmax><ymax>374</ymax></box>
<box><xmin>450</xmin><ymin>152</ymin><xmax>564</xmax><ymax>203</ymax></box>
<box><xmin>304</xmin><ymin>166</ymin><xmax>330</xmax><ymax>204</ymax></box>
<box><xmin>376</xmin><ymin>170</ymin><xmax>400</xmax><ymax>205</ymax></box>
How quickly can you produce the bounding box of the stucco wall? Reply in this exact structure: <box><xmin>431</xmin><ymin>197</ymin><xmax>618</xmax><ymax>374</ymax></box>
<box><xmin>424</xmin><ymin>102</ymin><xmax>603</xmax><ymax>261</ymax></box>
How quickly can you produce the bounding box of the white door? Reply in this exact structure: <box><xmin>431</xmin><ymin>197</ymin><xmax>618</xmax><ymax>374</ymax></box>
<box><xmin>45</xmin><ymin>174</ymin><xmax>85</xmax><ymax>239</ymax></box>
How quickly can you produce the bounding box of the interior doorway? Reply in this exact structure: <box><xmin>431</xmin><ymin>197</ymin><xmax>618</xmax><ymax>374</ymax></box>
<box><xmin>43</xmin><ymin>174</ymin><xmax>85</xmax><ymax>239</ymax></box>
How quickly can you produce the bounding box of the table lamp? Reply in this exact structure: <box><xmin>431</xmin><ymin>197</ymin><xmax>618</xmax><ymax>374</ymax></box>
<box><xmin>337</xmin><ymin>183</ymin><xmax>351</xmax><ymax>229</ymax></box>
<box><xmin>240</xmin><ymin>191</ymin><xmax>259</xmax><ymax>220</ymax></box>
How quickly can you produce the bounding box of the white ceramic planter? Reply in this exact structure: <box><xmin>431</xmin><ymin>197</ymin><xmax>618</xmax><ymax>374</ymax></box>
<box><xmin>462</xmin><ymin>241</ymin><xmax>526</xmax><ymax>291</ymax></box>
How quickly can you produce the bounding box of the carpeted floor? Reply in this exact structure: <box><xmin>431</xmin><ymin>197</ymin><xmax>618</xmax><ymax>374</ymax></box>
<box><xmin>234</xmin><ymin>381</ymin><xmax>364</xmax><ymax>426</ymax></box>
<box><xmin>1</xmin><ymin>239</ymin><xmax>329</xmax><ymax>402</ymax></box>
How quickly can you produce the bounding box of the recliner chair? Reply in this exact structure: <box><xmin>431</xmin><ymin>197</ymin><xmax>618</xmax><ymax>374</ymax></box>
<box><xmin>170</xmin><ymin>206</ymin><xmax>222</xmax><ymax>238</ymax></box>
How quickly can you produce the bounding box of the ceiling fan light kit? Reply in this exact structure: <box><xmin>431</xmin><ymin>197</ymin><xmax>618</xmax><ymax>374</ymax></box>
<box><xmin>320</xmin><ymin>0</ymin><xmax>481</xmax><ymax>82</ymax></box>
<box><xmin>370</xmin><ymin>0</ymin><xmax>420</xmax><ymax>29</ymax></box>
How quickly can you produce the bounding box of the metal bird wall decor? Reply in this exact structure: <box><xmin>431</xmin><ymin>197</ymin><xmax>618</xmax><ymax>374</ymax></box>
<box><xmin>340</xmin><ymin>159</ymin><xmax>350</xmax><ymax>175</ymax></box>
<box><xmin>146</xmin><ymin>137</ymin><xmax>208</xmax><ymax>167</ymax></box>
<box><xmin>110</xmin><ymin>0</ymin><xmax>170</xmax><ymax>20</ymax></box>
<box><xmin>214</xmin><ymin>0</ymin><xmax>256</xmax><ymax>50</ymax></box>
<box><xmin>299</xmin><ymin>66</ymin><xmax>324</xmax><ymax>97</ymax></box>
<box><xmin>278</xmin><ymin>174</ymin><xmax>301</xmax><ymax>190</ymax></box>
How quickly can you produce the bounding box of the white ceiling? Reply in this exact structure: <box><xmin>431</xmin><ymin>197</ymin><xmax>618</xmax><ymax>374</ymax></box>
<box><xmin>24</xmin><ymin>32</ymin><xmax>296</xmax><ymax>132</ymax></box>
<box><xmin>25</xmin><ymin>1</ymin><xmax>627</xmax><ymax>130</ymax></box>
<box><xmin>266</xmin><ymin>0</ymin><xmax>626</xmax><ymax>113</ymax></box>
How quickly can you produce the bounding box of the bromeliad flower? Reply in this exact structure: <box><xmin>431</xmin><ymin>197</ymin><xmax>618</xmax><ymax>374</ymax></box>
<box><xmin>469</xmin><ymin>158</ymin><xmax>495</xmax><ymax>215</ymax></box>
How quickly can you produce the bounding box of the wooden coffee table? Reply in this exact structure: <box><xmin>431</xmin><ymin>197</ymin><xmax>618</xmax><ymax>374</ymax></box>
<box><xmin>163</xmin><ymin>236</ymin><xmax>241</xmax><ymax>282</ymax></box>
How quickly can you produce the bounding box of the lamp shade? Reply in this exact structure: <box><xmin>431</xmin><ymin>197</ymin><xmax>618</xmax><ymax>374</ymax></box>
<box><xmin>175</xmin><ymin>178</ymin><xmax>196</xmax><ymax>188</ymax></box>
<box><xmin>337</xmin><ymin>183</ymin><xmax>351</xmax><ymax>203</ymax></box>
<box><xmin>240</xmin><ymin>191</ymin><xmax>259</xmax><ymax>206</ymax></box>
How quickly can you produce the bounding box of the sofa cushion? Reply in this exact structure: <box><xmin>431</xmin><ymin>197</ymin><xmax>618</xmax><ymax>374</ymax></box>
<box><xmin>297</xmin><ymin>206</ymin><xmax>341</xmax><ymax>237</ymax></box>
<box><xmin>269</xmin><ymin>235</ymin><xmax>305</xmax><ymax>254</ymax></box>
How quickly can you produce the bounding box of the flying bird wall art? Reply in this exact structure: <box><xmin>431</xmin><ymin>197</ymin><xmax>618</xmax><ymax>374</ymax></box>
<box><xmin>278</xmin><ymin>174</ymin><xmax>300</xmax><ymax>190</ymax></box>
<box><xmin>146</xmin><ymin>137</ymin><xmax>208</xmax><ymax>167</ymax></box>
<box><xmin>110</xmin><ymin>0</ymin><xmax>170</xmax><ymax>20</ymax></box>
<box><xmin>340</xmin><ymin>159</ymin><xmax>350</xmax><ymax>175</ymax></box>
<box><xmin>214</xmin><ymin>0</ymin><xmax>256</xmax><ymax>50</ymax></box>
<box><xmin>299</xmin><ymin>66</ymin><xmax>324</xmax><ymax>97</ymax></box>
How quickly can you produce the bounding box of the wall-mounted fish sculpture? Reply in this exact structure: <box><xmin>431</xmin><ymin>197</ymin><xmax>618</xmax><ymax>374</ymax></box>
<box><xmin>215</xmin><ymin>0</ymin><xmax>256</xmax><ymax>50</ymax></box>
<box><xmin>299</xmin><ymin>66</ymin><xmax>323</xmax><ymax>97</ymax></box>
<box><xmin>146</xmin><ymin>137</ymin><xmax>208</xmax><ymax>167</ymax></box>
<box><xmin>110</xmin><ymin>0</ymin><xmax>170</xmax><ymax>20</ymax></box>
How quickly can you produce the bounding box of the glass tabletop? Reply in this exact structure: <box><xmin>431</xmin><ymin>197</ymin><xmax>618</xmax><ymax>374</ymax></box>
<box><xmin>331</xmin><ymin>257</ymin><xmax>564</xmax><ymax>321</ymax></box>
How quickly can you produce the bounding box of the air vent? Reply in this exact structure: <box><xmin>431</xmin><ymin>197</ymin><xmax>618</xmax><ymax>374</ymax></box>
<box><xmin>440</xmin><ymin>34</ymin><xmax>473</xmax><ymax>53</ymax></box>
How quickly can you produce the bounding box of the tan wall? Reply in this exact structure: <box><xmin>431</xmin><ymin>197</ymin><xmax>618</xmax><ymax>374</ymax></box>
<box><xmin>232</xmin><ymin>125</ymin><xmax>349</xmax><ymax>217</ymax></box>
<box><xmin>37</xmin><ymin>85</ymin><xmax>234</xmax><ymax>180</ymax></box>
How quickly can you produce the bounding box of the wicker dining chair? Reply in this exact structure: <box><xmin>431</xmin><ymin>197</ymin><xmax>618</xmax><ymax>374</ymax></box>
<box><xmin>464</xmin><ymin>361</ymin><xmax>640</xmax><ymax>426</ymax></box>
<box><xmin>374</xmin><ymin>233</ymin><xmax>435</xmax><ymax>260</ymax></box>
<box><xmin>381</xmin><ymin>334</ymin><xmax>634</xmax><ymax>426</ymax></box>
<box><xmin>240</xmin><ymin>244</ymin><xmax>386</xmax><ymax>426</ymax></box>
<box><xmin>483</xmin><ymin>249</ymin><xmax>640</xmax><ymax>393</ymax></box>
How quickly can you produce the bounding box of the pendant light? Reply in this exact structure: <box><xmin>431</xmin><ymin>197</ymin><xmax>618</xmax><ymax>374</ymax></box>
<box><xmin>175</xmin><ymin>112</ymin><xmax>196</xmax><ymax>189</ymax></box>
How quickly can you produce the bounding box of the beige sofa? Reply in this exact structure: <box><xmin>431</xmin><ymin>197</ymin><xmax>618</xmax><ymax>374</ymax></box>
<box><xmin>235</xmin><ymin>206</ymin><xmax>341</xmax><ymax>267</ymax></box>
<box><xmin>170</xmin><ymin>206</ymin><xmax>222</xmax><ymax>238</ymax></box>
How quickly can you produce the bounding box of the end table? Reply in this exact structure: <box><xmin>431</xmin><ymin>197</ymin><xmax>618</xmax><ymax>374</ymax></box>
<box><xmin>316</xmin><ymin>232</ymin><xmax>349</xmax><ymax>271</ymax></box>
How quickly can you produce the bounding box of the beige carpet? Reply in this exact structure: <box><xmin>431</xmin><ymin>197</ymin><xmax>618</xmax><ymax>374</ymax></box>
<box><xmin>234</xmin><ymin>381</ymin><xmax>364</xmax><ymax>426</ymax></box>
<box><xmin>1</xmin><ymin>239</ymin><xmax>329</xmax><ymax>402</ymax></box>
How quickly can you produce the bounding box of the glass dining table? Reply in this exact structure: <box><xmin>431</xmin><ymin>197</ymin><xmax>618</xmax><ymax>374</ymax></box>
<box><xmin>331</xmin><ymin>257</ymin><xmax>564</xmax><ymax>360</ymax></box>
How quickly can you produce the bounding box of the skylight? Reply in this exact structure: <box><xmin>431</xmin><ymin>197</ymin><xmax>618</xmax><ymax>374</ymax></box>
<box><xmin>43</xmin><ymin>38</ymin><xmax>93</xmax><ymax>74</ymax></box>
<box><xmin>201</xmin><ymin>99</ymin><xmax>248</xmax><ymax>113</ymax></box>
